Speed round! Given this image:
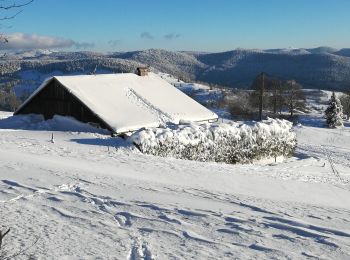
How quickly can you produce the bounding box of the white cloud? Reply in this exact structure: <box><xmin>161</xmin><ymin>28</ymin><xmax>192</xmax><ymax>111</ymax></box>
<box><xmin>0</xmin><ymin>32</ymin><xmax>94</xmax><ymax>50</ymax></box>
<box><xmin>140</xmin><ymin>32</ymin><xmax>154</xmax><ymax>40</ymax></box>
<box><xmin>164</xmin><ymin>33</ymin><xmax>181</xmax><ymax>40</ymax></box>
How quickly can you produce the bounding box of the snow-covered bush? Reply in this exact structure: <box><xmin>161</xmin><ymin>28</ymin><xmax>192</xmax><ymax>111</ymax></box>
<box><xmin>130</xmin><ymin>118</ymin><xmax>296</xmax><ymax>164</ymax></box>
<box><xmin>325</xmin><ymin>92</ymin><xmax>344</xmax><ymax>128</ymax></box>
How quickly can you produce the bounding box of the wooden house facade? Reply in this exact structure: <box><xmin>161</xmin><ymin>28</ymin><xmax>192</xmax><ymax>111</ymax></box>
<box><xmin>15</xmin><ymin>78</ymin><xmax>112</xmax><ymax>131</ymax></box>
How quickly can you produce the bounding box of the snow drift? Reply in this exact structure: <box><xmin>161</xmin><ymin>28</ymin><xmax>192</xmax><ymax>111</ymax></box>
<box><xmin>130</xmin><ymin>118</ymin><xmax>296</xmax><ymax>164</ymax></box>
<box><xmin>0</xmin><ymin>114</ymin><xmax>109</xmax><ymax>134</ymax></box>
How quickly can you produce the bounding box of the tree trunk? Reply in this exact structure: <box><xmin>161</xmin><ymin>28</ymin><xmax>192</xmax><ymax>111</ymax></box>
<box><xmin>273</xmin><ymin>82</ymin><xmax>278</xmax><ymax>115</ymax></box>
<box><xmin>259</xmin><ymin>73</ymin><xmax>264</xmax><ymax>121</ymax></box>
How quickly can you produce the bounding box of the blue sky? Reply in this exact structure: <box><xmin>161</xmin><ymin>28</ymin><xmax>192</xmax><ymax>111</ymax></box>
<box><xmin>1</xmin><ymin>0</ymin><xmax>350</xmax><ymax>52</ymax></box>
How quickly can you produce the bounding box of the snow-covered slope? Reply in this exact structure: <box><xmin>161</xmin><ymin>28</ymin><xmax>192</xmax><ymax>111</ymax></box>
<box><xmin>1</xmin><ymin>94</ymin><xmax>350</xmax><ymax>259</ymax></box>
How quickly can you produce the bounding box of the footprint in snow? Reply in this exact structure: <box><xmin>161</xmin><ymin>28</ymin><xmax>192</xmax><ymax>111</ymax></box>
<box><xmin>128</xmin><ymin>241</ymin><xmax>155</xmax><ymax>260</ymax></box>
<box><xmin>177</xmin><ymin>209</ymin><xmax>207</xmax><ymax>217</ymax></box>
<box><xmin>158</xmin><ymin>214</ymin><xmax>182</xmax><ymax>225</ymax></box>
<box><xmin>114</xmin><ymin>212</ymin><xmax>133</xmax><ymax>227</ymax></box>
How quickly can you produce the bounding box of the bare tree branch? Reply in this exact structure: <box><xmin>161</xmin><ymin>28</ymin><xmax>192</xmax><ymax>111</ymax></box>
<box><xmin>0</xmin><ymin>0</ymin><xmax>34</xmax><ymax>44</ymax></box>
<box><xmin>0</xmin><ymin>0</ymin><xmax>33</xmax><ymax>10</ymax></box>
<box><xmin>0</xmin><ymin>228</ymin><xmax>10</xmax><ymax>250</ymax></box>
<box><xmin>0</xmin><ymin>9</ymin><xmax>22</xmax><ymax>20</ymax></box>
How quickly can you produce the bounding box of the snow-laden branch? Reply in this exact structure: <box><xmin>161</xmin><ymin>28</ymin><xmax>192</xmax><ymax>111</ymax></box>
<box><xmin>130</xmin><ymin>118</ymin><xmax>297</xmax><ymax>164</ymax></box>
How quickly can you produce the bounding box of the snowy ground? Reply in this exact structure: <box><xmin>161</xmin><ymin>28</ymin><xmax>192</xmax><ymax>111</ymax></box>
<box><xmin>1</xmin><ymin>91</ymin><xmax>350</xmax><ymax>259</ymax></box>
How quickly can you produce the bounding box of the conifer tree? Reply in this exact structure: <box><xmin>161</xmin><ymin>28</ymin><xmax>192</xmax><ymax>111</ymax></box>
<box><xmin>325</xmin><ymin>92</ymin><xmax>344</xmax><ymax>128</ymax></box>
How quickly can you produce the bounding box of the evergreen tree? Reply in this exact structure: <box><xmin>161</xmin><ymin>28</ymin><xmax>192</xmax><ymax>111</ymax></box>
<box><xmin>325</xmin><ymin>92</ymin><xmax>344</xmax><ymax>128</ymax></box>
<box><xmin>339</xmin><ymin>91</ymin><xmax>350</xmax><ymax>119</ymax></box>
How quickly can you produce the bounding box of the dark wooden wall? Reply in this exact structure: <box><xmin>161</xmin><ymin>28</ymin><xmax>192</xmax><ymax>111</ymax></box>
<box><xmin>16</xmin><ymin>79</ymin><xmax>112</xmax><ymax>131</ymax></box>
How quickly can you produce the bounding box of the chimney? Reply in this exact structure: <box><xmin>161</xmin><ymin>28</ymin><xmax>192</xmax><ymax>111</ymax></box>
<box><xmin>136</xmin><ymin>67</ymin><xmax>150</xmax><ymax>76</ymax></box>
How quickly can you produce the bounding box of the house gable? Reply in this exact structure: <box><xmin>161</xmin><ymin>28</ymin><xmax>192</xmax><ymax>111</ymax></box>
<box><xmin>15</xmin><ymin>78</ymin><xmax>113</xmax><ymax>132</ymax></box>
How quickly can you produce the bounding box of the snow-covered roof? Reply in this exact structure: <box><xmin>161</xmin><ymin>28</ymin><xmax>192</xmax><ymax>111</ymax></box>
<box><xmin>15</xmin><ymin>73</ymin><xmax>218</xmax><ymax>133</ymax></box>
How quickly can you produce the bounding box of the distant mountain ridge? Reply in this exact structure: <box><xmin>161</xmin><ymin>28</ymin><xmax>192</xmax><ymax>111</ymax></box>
<box><xmin>1</xmin><ymin>47</ymin><xmax>350</xmax><ymax>92</ymax></box>
<box><xmin>112</xmin><ymin>48</ymin><xmax>350</xmax><ymax>89</ymax></box>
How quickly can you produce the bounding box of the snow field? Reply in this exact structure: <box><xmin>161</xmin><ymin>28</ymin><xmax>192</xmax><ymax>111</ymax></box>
<box><xmin>1</xmin><ymin>88</ymin><xmax>350</xmax><ymax>259</ymax></box>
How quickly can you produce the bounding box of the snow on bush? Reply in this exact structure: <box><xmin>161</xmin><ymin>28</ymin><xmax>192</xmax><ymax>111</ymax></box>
<box><xmin>130</xmin><ymin>118</ymin><xmax>296</xmax><ymax>164</ymax></box>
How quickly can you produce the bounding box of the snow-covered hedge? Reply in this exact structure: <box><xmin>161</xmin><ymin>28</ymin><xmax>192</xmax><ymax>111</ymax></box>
<box><xmin>130</xmin><ymin>118</ymin><xmax>296</xmax><ymax>164</ymax></box>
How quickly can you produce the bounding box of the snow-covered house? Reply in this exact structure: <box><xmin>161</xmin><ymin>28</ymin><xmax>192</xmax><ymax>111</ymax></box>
<box><xmin>14</xmin><ymin>71</ymin><xmax>218</xmax><ymax>134</ymax></box>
